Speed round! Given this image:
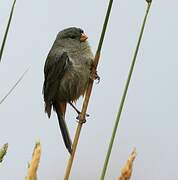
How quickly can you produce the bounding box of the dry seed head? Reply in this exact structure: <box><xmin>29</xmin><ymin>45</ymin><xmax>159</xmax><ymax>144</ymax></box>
<box><xmin>25</xmin><ymin>142</ymin><xmax>42</xmax><ymax>180</ymax></box>
<box><xmin>119</xmin><ymin>148</ymin><xmax>137</xmax><ymax>180</ymax></box>
<box><xmin>0</xmin><ymin>143</ymin><xmax>8</xmax><ymax>163</ymax></box>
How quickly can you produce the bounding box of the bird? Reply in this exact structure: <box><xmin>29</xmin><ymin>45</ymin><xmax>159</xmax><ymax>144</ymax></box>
<box><xmin>43</xmin><ymin>27</ymin><xmax>96</xmax><ymax>154</ymax></box>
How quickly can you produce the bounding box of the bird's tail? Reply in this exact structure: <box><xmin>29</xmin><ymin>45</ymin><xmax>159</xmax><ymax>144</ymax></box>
<box><xmin>53</xmin><ymin>102</ymin><xmax>72</xmax><ymax>154</ymax></box>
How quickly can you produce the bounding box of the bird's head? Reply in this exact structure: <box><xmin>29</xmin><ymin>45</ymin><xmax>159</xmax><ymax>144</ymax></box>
<box><xmin>57</xmin><ymin>27</ymin><xmax>88</xmax><ymax>42</ymax></box>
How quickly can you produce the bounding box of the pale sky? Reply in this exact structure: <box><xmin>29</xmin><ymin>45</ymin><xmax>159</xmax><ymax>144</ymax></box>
<box><xmin>0</xmin><ymin>0</ymin><xmax>178</xmax><ymax>179</ymax></box>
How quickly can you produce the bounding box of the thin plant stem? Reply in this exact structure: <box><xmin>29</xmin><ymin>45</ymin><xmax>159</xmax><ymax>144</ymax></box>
<box><xmin>100</xmin><ymin>2</ymin><xmax>152</xmax><ymax>180</ymax></box>
<box><xmin>64</xmin><ymin>0</ymin><xmax>114</xmax><ymax>179</ymax></box>
<box><xmin>0</xmin><ymin>68</ymin><xmax>29</xmax><ymax>105</ymax></box>
<box><xmin>0</xmin><ymin>0</ymin><xmax>17</xmax><ymax>62</ymax></box>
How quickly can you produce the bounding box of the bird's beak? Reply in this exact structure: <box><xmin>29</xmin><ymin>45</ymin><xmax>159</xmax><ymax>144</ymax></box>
<box><xmin>80</xmin><ymin>33</ymin><xmax>88</xmax><ymax>42</ymax></box>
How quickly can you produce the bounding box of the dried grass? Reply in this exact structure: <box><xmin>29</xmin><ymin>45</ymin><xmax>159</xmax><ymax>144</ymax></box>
<box><xmin>119</xmin><ymin>148</ymin><xmax>137</xmax><ymax>180</ymax></box>
<box><xmin>0</xmin><ymin>143</ymin><xmax>8</xmax><ymax>163</ymax></box>
<box><xmin>25</xmin><ymin>142</ymin><xmax>41</xmax><ymax>180</ymax></box>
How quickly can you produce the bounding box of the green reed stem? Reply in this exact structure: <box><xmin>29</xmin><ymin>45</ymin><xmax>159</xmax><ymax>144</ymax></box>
<box><xmin>100</xmin><ymin>2</ymin><xmax>152</xmax><ymax>180</ymax></box>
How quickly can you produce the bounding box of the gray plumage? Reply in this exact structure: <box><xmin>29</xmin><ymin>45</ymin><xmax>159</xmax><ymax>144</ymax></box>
<box><xmin>43</xmin><ymin>27</ymin><xmax>93</xmax><ymax>153</ymax></box>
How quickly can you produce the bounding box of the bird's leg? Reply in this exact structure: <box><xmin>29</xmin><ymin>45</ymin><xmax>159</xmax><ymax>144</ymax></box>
<box><xmin>69</xmin><ymin>102</ymin><xmax>90</xmax><ymax>119</ymax></box>
<box><xmin>69</xmin><ymin>102</ymin><xmax>89</xmax><ymax>123</ymax></box>
<box><xmin>90</xmin><ymin>63</ymin><xmax>100</xmax><ymax>83</ymax></box>
<box><xmin>69</xmin><ymin>102</ymin><xmax>80</xmax><ymax>114</ymax></box>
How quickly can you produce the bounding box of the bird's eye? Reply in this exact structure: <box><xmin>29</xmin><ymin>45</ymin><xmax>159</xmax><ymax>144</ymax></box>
<box><xmin>80</xmin><ymin>29</ymin><xmax>84</xmax><ymax>34</ymax></box>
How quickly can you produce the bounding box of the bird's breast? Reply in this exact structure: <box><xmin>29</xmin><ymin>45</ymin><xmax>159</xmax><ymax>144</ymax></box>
<box><xmin>57</xmin><ymin>60</ymin><xmax>91</xmax><ymax>102</ymax></box>
<box><xmin>56</xmin><ymin>41</ymin><xmax>94</xmax><ymax>102</ymax></box>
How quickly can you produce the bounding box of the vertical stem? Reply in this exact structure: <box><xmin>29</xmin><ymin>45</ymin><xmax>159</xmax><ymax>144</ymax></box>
<box><xmin>64</xmin><ymin>0</ymin><xmax>114</xmax><ymax>179</ymax></box>
<box><xmin>97</xmin><ymin>0</ymin><xmax>114</xmax><ymax>54</ymax></box>
<box><xmin>100</xmin><ymin>2</ymin><xmax>152</xmax><ymax>180</ymax></box>
<box><xmin>63</xmin><ymin>124</ymin><xmax>81</xmax><ymax>180</ymax></box>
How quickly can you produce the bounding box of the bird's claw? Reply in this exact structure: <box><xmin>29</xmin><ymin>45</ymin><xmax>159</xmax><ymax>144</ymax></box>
<box><xmin>76</xmin><ymin>116</ymin><xmax>86</xmax><ymax>124</ymax></box>
<box><xmin>90</xmin><ymin>70</ymin><xmax>100</xmax><ymax>84</ymax></box>
<box><xmin>85</xmin><ymin>113</ymin><xmax>90</xmax><ymax>117</ymax></box>
<box><xmin>76</xmin><ymin>113</ymin><xmax>89</xmax><ymax>124</ymax></box>
<box><xmin>96</xmin><ymin>74</ymin><xmax>100</xmax><ymax>84</ymax></box>
<box><xmin>76</xmin><ymin>112</ymin><xmax>89</xmax><ymax>117</ymax></box>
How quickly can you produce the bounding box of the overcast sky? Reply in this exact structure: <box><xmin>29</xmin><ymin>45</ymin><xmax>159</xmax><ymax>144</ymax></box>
<box><xmin>0</xmin><ymin>0</ymin><xmax>178</xmax><ymax>179</ymax></box>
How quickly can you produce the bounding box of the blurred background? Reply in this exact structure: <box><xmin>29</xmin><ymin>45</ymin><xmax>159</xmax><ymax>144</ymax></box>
<box><xmin>0</xmin><ymin>0</ymin><xmax>178</xmax><ymax>179</ymax></box>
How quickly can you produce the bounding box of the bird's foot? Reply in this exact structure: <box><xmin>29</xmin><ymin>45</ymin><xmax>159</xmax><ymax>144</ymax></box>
<box><xmin>76</xmin><ymin>111</ymin><xmax>89</xmax><ymax>117</ymax></box>
<box><xmin>76</xmin><ymin>113</ymin><xmax>88</xmax><ymax>124</ymax></box>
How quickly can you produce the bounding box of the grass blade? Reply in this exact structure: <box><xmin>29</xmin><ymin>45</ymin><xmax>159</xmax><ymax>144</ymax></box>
<box><xmin>0</xmin><ymin>0</ymin><xmax>17</xmax><ymax>62</ymax></box>
<box><xmin>0</xmin><ymin>68</ymin><xmax>29</xmax><ymax>105</ymax></box>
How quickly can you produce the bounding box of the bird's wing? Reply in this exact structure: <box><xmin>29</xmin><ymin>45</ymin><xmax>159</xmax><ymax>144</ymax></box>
<box><xmin>43</xmin><ymin>51</ymin><xmax>71</xmax><ymax>117</ymax></box>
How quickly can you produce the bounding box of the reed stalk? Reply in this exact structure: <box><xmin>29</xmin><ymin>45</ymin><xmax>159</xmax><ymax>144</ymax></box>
<box><xmin>64</xmin><ymin>0</ymin><xmax>114</xmax><ymax>179</ymax></box>
<box><xmin>100</xmin><ymin>1</ymin><xmax>152</xmax><ymax>179</ymax></box>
